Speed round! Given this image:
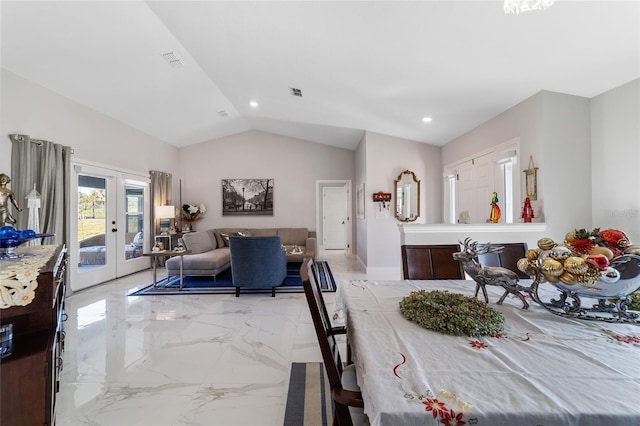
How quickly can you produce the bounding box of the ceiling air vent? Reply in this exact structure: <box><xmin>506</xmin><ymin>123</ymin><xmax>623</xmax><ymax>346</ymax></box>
<box><xmin>218</xmin><ymin>110</ymin><xmax>229</xmax><ymax>118</ymax></box>
<box><xmin>290</xmin><ymin>87</ymin><xmax>303</xmax><ymax>97</ymax></box>
<box><xmin>161</xmin><ymin>51</ymin><xmax>184</xmax><ymax>68</ymax></box>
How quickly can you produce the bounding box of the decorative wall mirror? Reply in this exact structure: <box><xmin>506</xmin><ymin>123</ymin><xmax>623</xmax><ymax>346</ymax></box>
<box><xmin>394</xmin><ymin>170</ymin><xmax>420</xmax><ymax>222</ymax></box>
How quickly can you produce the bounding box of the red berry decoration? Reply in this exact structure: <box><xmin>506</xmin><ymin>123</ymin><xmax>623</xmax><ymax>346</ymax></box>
<box><xmin>599</xmin><ymin>229</ymin><xmax>630</xmax><ymax>252</ymax></box>
<box><xmin>587</xmin><ymin>254</ymin><xmax>609</xmax><ymax>270</ymax></box>
<box><xmin>571</xmin><ymin>238</ymin><xmax>594</xmax><ymax>254</ymax></box>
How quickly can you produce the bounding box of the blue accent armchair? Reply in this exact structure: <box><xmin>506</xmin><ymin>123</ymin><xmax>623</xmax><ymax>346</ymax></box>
<box><xmin>229</xmin><ymin>236</ymin><xmax>287</xmax><ymax>297</ymax></box>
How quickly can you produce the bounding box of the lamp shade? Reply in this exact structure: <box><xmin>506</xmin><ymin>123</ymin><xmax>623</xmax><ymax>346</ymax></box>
<box><xmin>155</xmin><ymin>205</ymin><xmax>175</xmax><ymax>219</ymax></box>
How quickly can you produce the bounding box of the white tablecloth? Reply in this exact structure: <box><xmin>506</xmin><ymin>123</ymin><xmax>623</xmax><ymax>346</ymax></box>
<box><xmin>336</xmin><ymin>279</ymin><xmax>640</xmax><ymax>426</ymax></box>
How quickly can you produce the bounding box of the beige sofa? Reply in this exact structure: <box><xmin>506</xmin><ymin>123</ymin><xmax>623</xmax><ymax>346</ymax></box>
<box><xmin>165</xmin><ymin>227</ymin><xmax>316</xmax><ymax>278</ymax></box>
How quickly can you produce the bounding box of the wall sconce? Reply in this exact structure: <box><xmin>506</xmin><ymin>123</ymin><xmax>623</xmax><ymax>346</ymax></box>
<box><xmin>155</xmin><ymin>205</ymin><xmax>175</xmax><ymax>235</ymax></box>
<box><xmin>373</xmin><ymin>192</ymin><xmax>392</xmax><ymax>208</ymax></box>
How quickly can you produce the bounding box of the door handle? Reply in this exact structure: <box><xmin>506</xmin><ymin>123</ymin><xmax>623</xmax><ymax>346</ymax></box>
<box><xmin>111</xmin><ymin>228</ymin><xmax>118</xmax><ymax>232</ymax></box>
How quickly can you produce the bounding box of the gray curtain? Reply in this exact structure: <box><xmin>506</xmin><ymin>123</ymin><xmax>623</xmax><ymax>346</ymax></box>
<box><xmin>10</xmin><ymin>134</ymin><xmax>71</xmax><ymax>246</ymax></box>
<box><xmin>149</xmin><ymin>170</ymin><xmax>172</xmax><ymax>239</ymax></box>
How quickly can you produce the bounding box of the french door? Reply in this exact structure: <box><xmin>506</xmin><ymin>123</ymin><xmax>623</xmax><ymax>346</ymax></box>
<box><xmin>70</xmin><ymin>162</ymin><xmax>150</xmax><ymax>291</ymax></box>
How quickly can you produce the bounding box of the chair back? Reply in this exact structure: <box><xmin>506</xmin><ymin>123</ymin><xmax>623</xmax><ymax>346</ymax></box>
<box><xmin>301</xmin><ymin>259</ymin><xmax>344</xmax><ymax>390</ymax></box>
<box><xmin>229</xmin><ymin>236</ymin><xmax>287</xmax><ymax>289</ymax></box>
<box><xmin>302</xmin><ymin>259</ymin><xmax>365</xmax><ymax>425</ymax></box>
<box><xmin>401</xmin><ymin>244</ymin><xmax>465</xmax><ymax>279</ymax></box>
<box><xmin>476</xmin><ymin>242</ymin><xmax>529</xmax><ymax>279</ymax></box>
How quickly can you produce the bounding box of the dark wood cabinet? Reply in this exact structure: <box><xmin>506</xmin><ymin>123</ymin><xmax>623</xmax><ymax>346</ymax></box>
<box><xmin>1</xmin><ymin>245</ymin><xmax>67</xmax><ymax>426</ymax></box>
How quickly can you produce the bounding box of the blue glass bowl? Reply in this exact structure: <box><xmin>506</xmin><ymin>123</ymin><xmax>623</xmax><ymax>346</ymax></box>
<box><xmin>0</xmin><ymin>234</ymin><xmax>51</xmax><ymax>248</ymax></box>
<box><xmin>0</xmin><ymin>226</ymin><xmax>53</xmax><ymax>258</ymax></box>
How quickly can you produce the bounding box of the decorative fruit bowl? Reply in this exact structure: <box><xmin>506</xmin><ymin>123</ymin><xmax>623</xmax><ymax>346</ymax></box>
<box><xmin>0</xmin><ymin>226</ymin><xmax>52</xmax><ymax>259</ymax></box>
<box><xmin>548</xmin><ymin>254</ymin><xmax>640</xmax><ymax>299</ymax></box>
<box><xmin>517</xmin><ymin>229</ymin><xmax>640</xmax><ymax>323</ymax></box>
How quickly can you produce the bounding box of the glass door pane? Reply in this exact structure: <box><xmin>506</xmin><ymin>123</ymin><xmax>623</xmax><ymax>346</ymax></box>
<box><xmin>78</xmin><ymin>175</ymin><xmax>107</xmax><ymax>270</ymax></box>
<box><xmin>116</xmin><ymin>175</ymin><xmax>149</xmax><ymax>277</ymax></box>
<box><xmin>124</xmin><ymin>185</ymin><xmax>144</xmax><ymax>260</ymax></box>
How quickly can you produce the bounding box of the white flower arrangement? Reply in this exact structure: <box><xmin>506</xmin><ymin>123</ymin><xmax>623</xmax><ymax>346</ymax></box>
<box><xmin>181</xmin><ymin>203</ymin><xmax>206</xmax><ymax>222</ymax></box>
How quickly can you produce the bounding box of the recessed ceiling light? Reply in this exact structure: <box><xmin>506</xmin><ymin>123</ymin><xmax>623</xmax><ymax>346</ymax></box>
<box><xmin>250</xmin><ymin>101</ymin><xmax>259</xmax><ymax>108</ymax></box>
<box><xmin>422</xmin><ymin>116</ymin><xmax>433</xmax><ymax>123</ymax></box>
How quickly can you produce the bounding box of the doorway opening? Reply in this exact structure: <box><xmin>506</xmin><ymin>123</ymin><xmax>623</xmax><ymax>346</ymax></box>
<box><xmin>316</xmin><ymin>180</ymin><xmax>352</xmax><ymax>254</ymax></box>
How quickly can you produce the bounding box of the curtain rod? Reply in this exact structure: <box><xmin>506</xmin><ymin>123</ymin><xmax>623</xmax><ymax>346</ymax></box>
<box><xmin>10</xmin><ymin>134</ymin><xmax>74</xmax><ymax>154</ymax></box>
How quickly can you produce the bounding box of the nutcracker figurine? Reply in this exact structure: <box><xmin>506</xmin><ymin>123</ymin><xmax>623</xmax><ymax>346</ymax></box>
<box><xmin>489</xmin><ymin>192</ymin><xmax>501</xmax><ymax>223</ymax></box>
<box><xmin>521</xmin><ymin>197</ymin><xmax>535</xmax><ymax>223</ymax></box>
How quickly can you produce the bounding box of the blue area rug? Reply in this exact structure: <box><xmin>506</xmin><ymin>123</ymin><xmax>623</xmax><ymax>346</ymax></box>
<box><xmin>128</xmin><ymin>261</ymin><xmax>336</xmax><ymax>296</ymax></box>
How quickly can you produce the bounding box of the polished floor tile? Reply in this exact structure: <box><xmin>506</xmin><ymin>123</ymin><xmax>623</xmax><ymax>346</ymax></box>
<box><xmin>57</xmin><ymin>252</ymin><xmax>365</xmax><ymax>425</ymax></box>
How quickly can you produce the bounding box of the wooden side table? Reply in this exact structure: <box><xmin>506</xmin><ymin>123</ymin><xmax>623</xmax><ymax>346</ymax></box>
<box><xmin>143</xmin><ymin>249</ymin><xmax>191</xmax><ymax>289</ymax></box>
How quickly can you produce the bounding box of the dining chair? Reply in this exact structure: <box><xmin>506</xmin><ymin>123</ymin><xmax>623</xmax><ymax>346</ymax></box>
<box><xmin>476</xmin><ymin>242</ymin><xmax>529</xmax><ymax>279</ymax></box>
<box><xmin>301</xmin><ymin>258</ymin><xmax>367</xmax><ymax>426</ymax></box>
<box><xmin>401</xmin><ymin>244</ymin><xmax>465</xmax><ymax>279</ymax></box>
<box><xmin>300</xmin><ymin>257</ymin><xmax>353</xmax><ymax>364</ymax></box>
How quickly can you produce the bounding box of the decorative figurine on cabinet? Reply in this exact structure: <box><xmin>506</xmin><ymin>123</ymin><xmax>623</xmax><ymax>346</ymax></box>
<box><xmin>489</xmin><ymin>192</ymin><xmax>501</xmax><ymax>223</ymax></box>
<box><xmin>521</xmin><ymin>197</ymin><xmax>535</xmax><ymax>223</ymax></box>
<box><xmin>0</xmin><ymin>173</ymin><xmax>22</xmax><ymax>227</ymax></box>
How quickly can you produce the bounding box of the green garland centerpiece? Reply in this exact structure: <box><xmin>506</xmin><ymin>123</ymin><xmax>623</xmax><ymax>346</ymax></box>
<box><xmin>399</xmin><ymin>290</ymin><xmax>505</xmax><ymax>337</ymax></box>
<box><xmin>628</xmin><ymin>289</ymin><xmax>640</xmax><ymax>311</ymax></box>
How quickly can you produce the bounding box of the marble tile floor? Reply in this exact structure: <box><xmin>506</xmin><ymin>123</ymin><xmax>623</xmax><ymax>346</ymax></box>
<box><xmin>57</xmin><ymin>252</ymin><xmax>367</xmax><ymax>426</ymax></box>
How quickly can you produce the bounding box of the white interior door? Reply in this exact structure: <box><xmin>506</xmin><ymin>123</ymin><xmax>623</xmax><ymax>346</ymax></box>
<box><xmin>70</xmin><ymin>163</ymin><xmax>150</xmax><ymax>291</ymax></box>
<box><xmin>456</xmin><ymin>153</ymin><xmax>494</xmax><ymax>224</ymax></box>
<box><xmin>456</xmin><ymin>160</ymin><xmax>473</xmax><ymax>222</ymax></box>
<box><xmin>323</xmin><ymin>186</ymin><xmax>347</xmax><ymax>250</ymax></box>
<box><xmin>472</xmin><ymin>153</ymin><xmax>493</xmax><ymax>223</ymax></box>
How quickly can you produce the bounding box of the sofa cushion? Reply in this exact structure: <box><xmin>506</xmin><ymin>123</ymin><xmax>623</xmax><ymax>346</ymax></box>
<box><xmin>183</xmin><ymin>231</ymin><xmax>216</xmax><ymax>254</ymax></box>
<box><xmin>278</xmin><ymin>228</ymin><xmax>309</xmax><ymax>245</ymax></box>
<box><xmin>166</xmin><ymin>247</ymin><xmax>230</xmax><ymax>272</ymax></box>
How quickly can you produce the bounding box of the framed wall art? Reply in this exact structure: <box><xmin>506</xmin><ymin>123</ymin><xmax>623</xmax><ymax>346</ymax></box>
<box><xmin>222</xmin><ymin>178</ymin><xmax>274</xmax><ymax>216</ymax></box>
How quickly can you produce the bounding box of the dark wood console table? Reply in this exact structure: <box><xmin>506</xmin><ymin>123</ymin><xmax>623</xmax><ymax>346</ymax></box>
<box><xmin>0</xmin><ymin>244</ymin><xmax>67</xmax><ymax>426</ymax></box>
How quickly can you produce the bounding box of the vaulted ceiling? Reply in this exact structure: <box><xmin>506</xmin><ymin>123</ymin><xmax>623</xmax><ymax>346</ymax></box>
<box><xmin>2</xmin><ymin>1</ymin><xmax>638</xmax><ymax>150</ymax></box>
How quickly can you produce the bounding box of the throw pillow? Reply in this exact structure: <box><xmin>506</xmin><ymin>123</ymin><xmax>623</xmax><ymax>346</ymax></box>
<box><xmin>183</xmin><ymin>231</ymin><xmax>215</xmax><ymax>254</ymax></box>
<box><xmin>220</xmin><ymin>232</ymin><xmax>241</xmax><ymax>246</ymax></box>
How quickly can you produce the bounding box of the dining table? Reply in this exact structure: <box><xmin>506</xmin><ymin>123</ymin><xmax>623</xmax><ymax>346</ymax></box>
<box><xmin>336</xmin><ymin>278</ymin><xmax>640</xmax><ymax>426</ymax></box>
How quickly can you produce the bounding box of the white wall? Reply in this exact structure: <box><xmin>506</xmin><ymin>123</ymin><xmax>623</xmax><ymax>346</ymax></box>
<box><xmin>540</xmin><ymin>91</ymin><xmax>592</xmax><ymax>238</ymax></box>
<box><xmin>1</xmin><ymin>69</ymin><xmax>179</xmax><ymax>180</ymax></box>
<box><xmin>355</xmin><ymin>133</ymin><xmax>367</xmax><ymax>268</ymax></box>
<box><xmin>442</xmin><ymin>90</ymin><xmax>591</xmax><ymax>247</ymax></box>
<box><xmin>177</xmin><ymin>130</ymin><xmax>355</xmax><ymax>238</ymax></box>
<box><xmin>591</xmin><ymin>78</ymin><xmax>640</xmax><ymax>242</ymax></box>
<box><xmin>363</xmin><ymin>131</ymin><xmax>442</xmax><ymax>276</ymax></box>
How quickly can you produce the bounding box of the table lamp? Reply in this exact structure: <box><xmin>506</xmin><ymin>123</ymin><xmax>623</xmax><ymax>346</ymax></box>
<box><xmin>155</xmin><ymin>205</ymin><xmax>175</xmax><ymax>235</ymax></box>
